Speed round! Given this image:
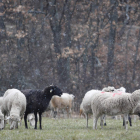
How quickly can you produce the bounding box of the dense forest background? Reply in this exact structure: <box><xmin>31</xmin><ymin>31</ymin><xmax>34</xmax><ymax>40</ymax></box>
<box><xmin>0</xmin><ymin>0</ymin><xmax>140</xmax><ymax>104</ymax></box>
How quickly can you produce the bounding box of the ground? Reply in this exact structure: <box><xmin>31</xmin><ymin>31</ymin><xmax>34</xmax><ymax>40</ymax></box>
<box><xmin>1</xmin><ymin>116</ymin><xmax>140</xmax><ymax>140</ymax></box>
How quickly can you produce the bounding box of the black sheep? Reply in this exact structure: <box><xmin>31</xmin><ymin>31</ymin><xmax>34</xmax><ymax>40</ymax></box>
<box><xmin>21</xmin><ymin>85</ymin><xmax>62</xmax><ymax>129</ymax></box>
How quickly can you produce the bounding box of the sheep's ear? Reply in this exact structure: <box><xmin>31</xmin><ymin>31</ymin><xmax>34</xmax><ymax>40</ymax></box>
<box><xmin>50</xmin><ymin>89</ymin><xmax>53</xmax><ymax>93</ymax></box>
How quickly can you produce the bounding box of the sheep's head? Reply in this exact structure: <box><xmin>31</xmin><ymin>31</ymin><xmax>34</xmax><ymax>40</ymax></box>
<box><xmin>28</xmin><ymin>114</ymin><xmax>35</xmax><ymax>127</ymax></box>
<box><xmin>70</xmin><ymin>94</ymin><xmax>75</xmax><ymax>100</ymax></box>
<box><xmin>133</xmin><ymin>103</ymin><xmax>140</xmax><ymax>116</ymax></box>
<box><xmin>116</xmin><ymin>87</ymin><xmax>126</xmax><ymax>93</ymax></box>
<box><xmin>9</xmin><ymin>115</ymin><xmax>20</xmax><ymax>130</ymax></box>
<box><xmin>132</xmin><ymin>89</ymin><xmax>140</xmax><ymax>103</ymax></box>
<box><xmin>102</xmin><ymin>86</ymin><xmax>115</xmax><ymax>92</ymax></box>
<box><xmin>0</xmin><ymin>115</ymin><xmax>4</xmax><ymax>130</ymax></box>
<box><xmin>44</xmin><ymin>85</ymin><xmax>62</xmax><ymax>97</ymax></box>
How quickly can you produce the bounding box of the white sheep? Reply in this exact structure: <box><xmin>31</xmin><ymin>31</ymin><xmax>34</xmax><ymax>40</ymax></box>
<box><xmin>61</xmin><ymin>93</ymin><xmax>75</xmax><ymax>116</ymax></box>
<box><xmin>91</xmin><ymin>89</ymin><xmax>140</xmax><ymax>130</ymax></box>
<box><xmin>1</xmin><ymin>89</ymin><xmax>26</xmax><ymax>129</ymax></box>
<box><xmin>50</xmin><ymin>93</ymin><xmax>75</xmax><ymax>118</ymax></box>
<box><xmin>27</xmin><ymin>113</ymin><xmax>39</xmax><ymax>127</ymax></box>
<box><xmin>102</xmin><ymin>86</ymin><xmax>133</xmax><ymax>126</ymax></box>
<box><xmin>80</xmin><ymin>90</ymin><xmax>106</xmax><ymax>128</ymax></box>
<box><xmin>102</xmin><ymin>86</ymin><xmax>125</xmax><ymax>120</ymax></box>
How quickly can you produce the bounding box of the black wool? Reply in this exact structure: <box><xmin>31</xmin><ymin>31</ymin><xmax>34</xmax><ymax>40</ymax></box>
<box><xmin>22</xmin><ymin>85</ymin><xmax>62</xmax><ymax>129</ymax></box>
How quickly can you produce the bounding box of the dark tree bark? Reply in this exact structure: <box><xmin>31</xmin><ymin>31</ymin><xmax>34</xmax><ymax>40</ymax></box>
<box><xmin>132</xmin><ymin>29</ymin><xmax>140</xmax><ymax>81</ymax></box>
<box><xmin>63</xmin><ymin>0</ymin><xmax>77</xmax><ymax>48</ymax></box>
<box><xmin>46</xmin><ymin>0</ymin><xmax>73</xmax><ymax>91</ymax></box>
<box><xmin>0</xmin><ymin>0</ymin><xmax>6</xmax><ymax>43</ymax></box>
<box><xmin>106</xmin><ymin>0</ymin><xmax>118</xmax><ymax>83</ymax></box>
<box><xmin>47</xmin><ymin>0</ymin><xmax>62</xmax><ymax>54</ymax></box>
<box><xmin>124</xmin><ymin>25</ymin><xmax>132</xmax><ymax>87</ymax></box>
<box><xmin>87</xmin><ymin>1</ymin><xmax>100</xmax><ymax>86</ymax></box>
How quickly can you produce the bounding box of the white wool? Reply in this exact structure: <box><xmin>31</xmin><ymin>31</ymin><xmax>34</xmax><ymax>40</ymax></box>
<box><xmin>0</xmin><ymin>97</ymin><xmax>4</xmax><ymax>129</ymax></box>
<box><xmin>91</xmin><ymin>89</ymin><xmax>140</xmax><ymax>130</ymax></box>
<box><xmin>61</xmin><ymin>93</ymin><xmax>75</xmax><ymax>100</ymax></box>
<box><xmin>101</xmin><ymin>86</ymin><xmax>127</xmax><ymax>124</ymax></box>
<box><xmin>0</xmin><ymin>97</ymin><xmax>3</xmax><ymax>107</ymax></box>
<box><xmin>82</xmin><ymin>90</ymin><xmax>101</xmax><ymax>113</ymax></box>
<box><xmin>102</xmin><ymin>86</ymin><xmax>126</xmax><ymax>93</ymax></box>
<box><xmin>50</xmin><ymin>93</ymin><xmax>75</xmax><ymax>118</ymax></box>
<box><xmin>27</xmin><ymin>113</ymin><xmax>39</xmax><ymax>127</ymax></box>
<box><xmin>1</xmin><ymin>89</ymin><xmax>26</xmax><ymax>129</ymax></box>
<box><xmin>80</xmin><ymin>90</ymin><xmax>102</xmax><ymax>127</ymax></box>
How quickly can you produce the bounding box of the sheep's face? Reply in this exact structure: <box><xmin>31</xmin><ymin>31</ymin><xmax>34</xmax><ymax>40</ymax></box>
<box><xmin>9</xmin><ymin>115</ymin><xmax>20</xmax><ymax>130</ymax></box>
<box><xmin>102</xmin><ymin>86</ymin><xmax>115</xmax><ymax>92</ymax></box>
<box><xmin>132</xmin><ymin>90</ymin><xmax>140</xmax><ymax>103</ymax></box>
<box><xmin>44</xmin><ymin>85</ymin><xmax>62</xmax><ymax>97</ymax></box>
<box><xmin>133</xmin><ymin>103</ymin><xmax>140</xmax><ymax>115</ymax></box>
<box><xmin>70</xmin><ymin>94</ymin><xmax>75</xmax><ymax>100</ymax></box>
<box><xmin>117</xmin><ymin>87</ymin><xmax>126</xmax><ymax>92</ymax></box>
<box><xmin>0</xmin><ymin>116</ymin><xmax>4</xmax><ymax>130</ymax></box>
<box><xmin>30</xmin><ymin>118</ymin><xmax>35</xmax><ymax>126</ymax></box>
<box><xmin>28</xmin><ymin>115</ymin><xmax>35</xmax><ymax>127</ymax></box>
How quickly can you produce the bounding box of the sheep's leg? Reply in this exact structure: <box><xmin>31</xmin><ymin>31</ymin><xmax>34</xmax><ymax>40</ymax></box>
<box><xmin>69</xmin><ymin>108</ymin><xmax>72</xmax><ymax>118</ymax></box>
<box><xmin>16</xmin><ymin>121</ymin><xmax>18</xmax><ymax>129</ymax></box>
<box><xmin>53</xmin><ymin>111</ymin><xmax>56</xmax><ymax>118</ymax></box>
<box><xmin>54</xmin><ymin>111</ymin><xmax>57</xmax><ymax>118</ymax></box>
<box><xmin>123</xmin><ymin>116</ymin><xmax>125</xmax><ymax>126</ymax></box>
<box><xmin>19</xmin><ymin>115</ymin><xmax>24</xmax><ymax>126</ymax></box>
<box><xmin>24</xmin><ymin>113</ymin><xmax>28</xmax><ymax>129</ymax></box>
<box><xmin>103</xmin><ymin>115</ymin><xmax>106</xmax><ymax>126</ymax></box>
<box><xmin>128</xmin><ymin>115</ymin><xmax>132</xmax><ymax>126</ymax></box>
<box><xmin>3</xmin><ymin>113</ymin><xmax>9</xmax><ymax>128</ymax></box>
<box><xmin>62</xmin><ymin>109</ymin><xmax>65</xmax><ymax>118</ymax></box>
<box><xmin>34</xmin><ymin>112</ymin><xmax>38</xmax><ymax>129</ymax></box>
<box><xmin>124</xmin><ymin>114</ymin><xmax>128</xmax><ymax>130</ymax></box>
<box><xmin>86</xmin><ymin>113</ymin><xmax>88</xmax><ymax>128</ymax></box>
<box><xmin>50</xmin><ymin>110</ymin><xmax>54</xmax><ymax>118</ymax></box>
<box><xmin>39</xmin><ymin>112</ymin><xmax>42</xmax><ymax>129</ymax></box>
<box><xmin>66</xmin><ymin>108</ymin><xmax>69</xmax><ymax>118</ymax></box>
<box><xmin>93</xmin><ymin>115</ymin><xmax>99</xmax><ymax>130</ymax></box>
<box><xmin>119</xmin><ymin>115</ymin><xmax>121</xmax><ymax>120</ymax></box>
<box><xmin>134</xmin><ymin>115</ymin><xmax>137</xmax><ymax>122</ymax></box>
<box><xmin>100</xmin><ymin>115</ymin><xmax>103</xmax><ymax>129</ymax></box>
<box><xmin>4</xmin><ymin>115</ymin><xmax>6</xmax><ymax>128</ymax></box>
<box><xmin>53</xmin><ymin>108</ymin><xmax>58</xmax><ymax>118</ymax></box>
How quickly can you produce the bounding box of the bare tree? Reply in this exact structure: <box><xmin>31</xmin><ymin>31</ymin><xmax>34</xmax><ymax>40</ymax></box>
<box><xmin>106</xmin><ymin>0</ymin><xmax>118</xmax><ymax>83</ymax></box>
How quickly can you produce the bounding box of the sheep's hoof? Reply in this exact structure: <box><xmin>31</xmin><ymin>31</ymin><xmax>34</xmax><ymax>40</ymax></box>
<box><xmin>104</xmin><ymin>123</ymin><xmax>106</xmax><ymax>126</ymax></box>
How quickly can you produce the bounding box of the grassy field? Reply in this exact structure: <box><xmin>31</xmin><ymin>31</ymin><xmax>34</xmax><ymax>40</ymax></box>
<box><xmin>1</xmin><ymin>117</ymin><xmax>140</xmax><ymax>140</ymax></box>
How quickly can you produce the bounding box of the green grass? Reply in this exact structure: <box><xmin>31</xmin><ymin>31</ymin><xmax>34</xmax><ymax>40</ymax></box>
<box><xmin>1</xmin><ymin>117</ymin><xmax>140</xmax><ymax>140</ymax></box>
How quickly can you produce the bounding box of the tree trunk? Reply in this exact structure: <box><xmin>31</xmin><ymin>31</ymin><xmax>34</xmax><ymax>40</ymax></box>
<box><xmin>106</xmin><ymin>1</ymin><xmax>118</xmax><ymax>83</ymax></box>
<box><xmin>0</xmin><ymin>0</ymin><xmax>5</xmax><ymax>43</ymax></box>
<box><xmin>132</xmin><ymin>29</ymin><xmax>140</xmax><ymax>81</ymax></box>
